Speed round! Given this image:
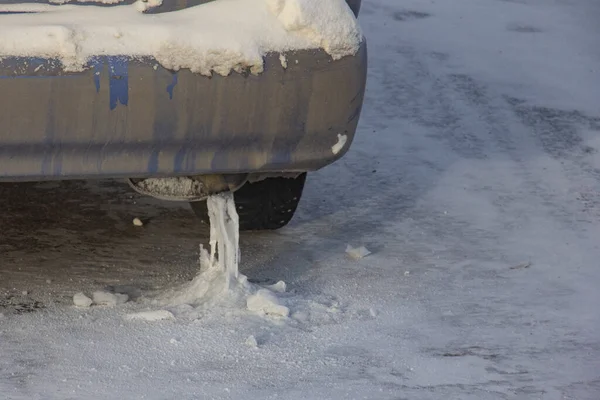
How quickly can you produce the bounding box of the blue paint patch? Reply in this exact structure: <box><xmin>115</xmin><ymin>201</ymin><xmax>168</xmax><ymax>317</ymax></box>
<box><xmin>147</xmin><ymin>150</ymin><xmax>160</xmax><ymax>174</ymax></box>
<box><xmin>108</xmin><ymin>57</ymin><xmax>129</xmax><ymax>110</ymax></box>
<box><xmin>166</xmin><ymin>73</ymin><xmax>178</xmax><ymax>100</ymax></box>
<box><xmin>91</xmin><ymin>58</ymin><xmax>102</xmax><ymax>93</ymax></box>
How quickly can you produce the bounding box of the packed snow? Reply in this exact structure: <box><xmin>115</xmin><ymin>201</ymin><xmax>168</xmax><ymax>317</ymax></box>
<box><xmin>72</xmin><ymin>292</ymin><xmax>93</xmax><ymax>307</ymax></box>
<box><xmin>132</xmin><ymin>217</ymin><xmax>144</xmax><ymax>226</ymax></box>
<box><xmin>92</xmin><ymin>290</ymin><xmax>129</xmax><ymax>306</ymax></box>
<box><xmin>244</xmin><ymin>334</ymin><xmax>259</xmax><ymax>348</ymax></box>
<box><xmin>331</xmin><ymin>133</ymin><xmax>348</xmax><ymax>155</ymax></box>
<box><xmin>345</xmin><ymin>244</ymin><xmax>371</xmax><ymax>259</ymax></box>
<box><xmin>0</xmin><ymin>0</ymin><xmax>362</xmax><ymax>74</ymax></box>
<box><xmin>125</xmin><ymin>309</ymin><xmax>175</xmax><ymax>321</ymax></box>
<box><xmin>246</xmin><ymin>289</ymin><xmax>289</xmax><ymax>317</ymax></box>
<box><xmin>0</xmin><ymin>0</ymin><xmax>599</xmax><ymax>399</ymax></box>
<box><xmin>133</xmin><ymin>0</ymin><xmax>164</xmax><ymax>13</ymax></box>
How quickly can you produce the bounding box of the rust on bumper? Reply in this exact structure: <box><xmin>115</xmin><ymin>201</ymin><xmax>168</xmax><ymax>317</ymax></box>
<box><xmin>0</xmin><ymin>41</ymin><xmax>367</xmax><ymax>182</ymax></box>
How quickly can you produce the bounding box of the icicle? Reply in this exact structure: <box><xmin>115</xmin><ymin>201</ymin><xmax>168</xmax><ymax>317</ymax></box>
<box><xmin>205</xmin><ymin>193</ymin><xmax>240</xmax><ymax>292</ymax></box>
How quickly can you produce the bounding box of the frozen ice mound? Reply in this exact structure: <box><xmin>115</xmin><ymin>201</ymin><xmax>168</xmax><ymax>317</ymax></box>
<box><xmin>144</xmin><ymin>193</ymin><xmax>290</xmax><ymax>320</ymax></box>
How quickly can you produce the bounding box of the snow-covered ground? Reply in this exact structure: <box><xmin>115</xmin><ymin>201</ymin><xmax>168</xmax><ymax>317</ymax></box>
<box><xmin>1</xmin><ymin>0</ymin><xmax>600</xmax><ymax>398</ymax></box>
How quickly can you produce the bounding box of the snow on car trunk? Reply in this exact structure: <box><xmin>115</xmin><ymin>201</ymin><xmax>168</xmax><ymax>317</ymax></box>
<box><xmin>0</xmin><ymin>0</ymin><xmax>362</xmax><ymax>75</ymax></box>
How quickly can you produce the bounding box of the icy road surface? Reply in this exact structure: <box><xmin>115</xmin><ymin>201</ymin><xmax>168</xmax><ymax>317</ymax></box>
<box><xmin>1</xmin><ymin>0</ymin><xmax>599</xmax><ymax>398</ymax></box>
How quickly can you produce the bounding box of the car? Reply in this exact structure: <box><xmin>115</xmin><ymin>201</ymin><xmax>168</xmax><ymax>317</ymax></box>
<box><xmin>0</xmin><ymin>0</ymin><xmax>367</xmax><ymax>231</ymax></box>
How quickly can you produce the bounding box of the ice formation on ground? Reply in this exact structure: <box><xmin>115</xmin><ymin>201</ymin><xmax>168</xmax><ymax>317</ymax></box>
<box><xmin>148</xmin><ymin>193</ymin><xmax>288</xmax><ymax>320</ymax></box>
<box><xmin>75</xmin><ymin>192</ymin><xmax>339</xmax><ymax>324</ymax></box>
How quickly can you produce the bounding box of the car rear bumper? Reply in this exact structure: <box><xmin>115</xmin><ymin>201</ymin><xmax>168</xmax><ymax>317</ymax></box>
<box><xmin>0</xmin><ymin>40</ymin><xmax>367</xmax><ymax>182</ymax></box>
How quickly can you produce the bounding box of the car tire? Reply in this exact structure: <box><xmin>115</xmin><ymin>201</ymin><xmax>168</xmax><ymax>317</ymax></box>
<box><xmin>190</xmin><ymin>173</ymin><xmax>307</xmax><ymax>231</ymax></box>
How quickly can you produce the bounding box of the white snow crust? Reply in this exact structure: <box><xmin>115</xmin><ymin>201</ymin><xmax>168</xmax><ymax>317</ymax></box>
<box><xmin>0</xmin><ymin>0</ymin><xmax>361</xmax><ymax>75</ymax></box>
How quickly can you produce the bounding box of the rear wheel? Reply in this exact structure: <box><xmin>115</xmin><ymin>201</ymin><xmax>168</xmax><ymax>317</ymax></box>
<box><xmin>190</xmin><ymin>174</ymin><xmax>307</xmax><ymax>231</ymax></box>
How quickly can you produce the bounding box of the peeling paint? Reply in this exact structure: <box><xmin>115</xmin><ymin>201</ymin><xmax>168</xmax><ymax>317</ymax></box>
<box><xmin>92</xmin><ymin>60</ymin><xmax>102</xmax><ymax>93</ymax></box>
<box><xmin>167</xmin><ymin>73</ymin><xmax>178</xmax><ymax>100</ymax></box>
<box><xmin>108</xmin><ymin>57</ymin><xmax>129</xmax><ymax>110</ymax></box>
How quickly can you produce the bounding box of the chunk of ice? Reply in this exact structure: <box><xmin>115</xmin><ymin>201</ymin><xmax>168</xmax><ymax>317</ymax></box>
<box><xmin>346</xmin><ymin>245</ymin><xmax>371</xmax><ymax>259</ymax></box>
<box><xmin>73</xmin><ymin>292</ymin><xmax>93</xmax><ymax>308</ymax></box>
<box><xmin>245</xmin><ymin>335</ymin><xmax>259</xmax><ymax>348</ymax></box>
<box><xmin>266</xmin><ymin>281</ymin><xmax>287</xmax><ymax>293</ymax></box>
<box><xmin>247</xmin><ymin>289</ymin><xmax>289</xmax><ymax>317</ymax></box>
<box><xmin>93</xmin><ymin>291</ymin><xmax>128</xmax><ymax>307</ymax></box>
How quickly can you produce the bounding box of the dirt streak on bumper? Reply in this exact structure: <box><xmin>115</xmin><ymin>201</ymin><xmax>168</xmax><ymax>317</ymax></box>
<box><xmin>0</xmin><ymin>41</ymin><xmax>367</xmax><ymax>181</ymax></box>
